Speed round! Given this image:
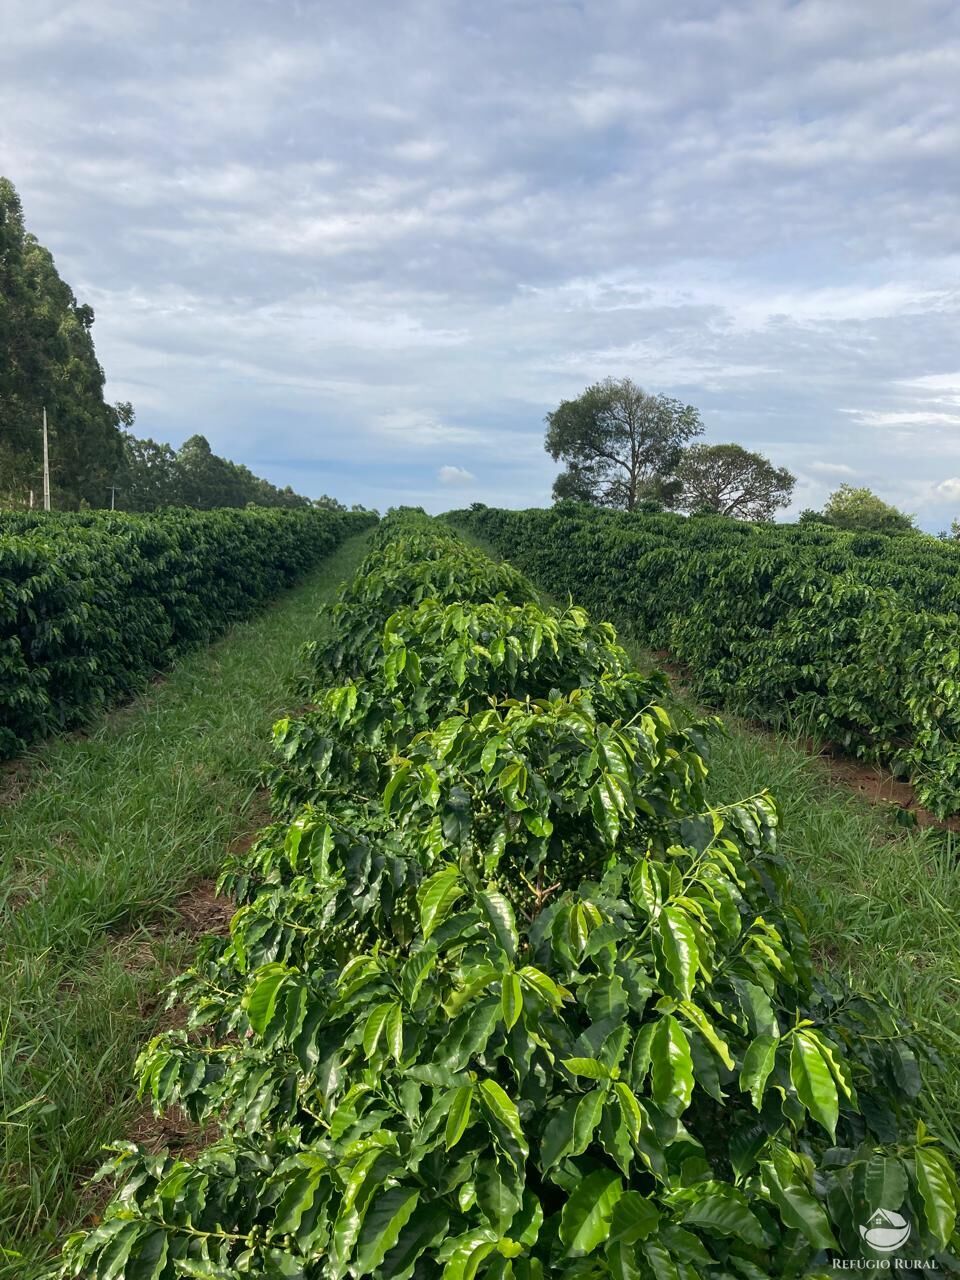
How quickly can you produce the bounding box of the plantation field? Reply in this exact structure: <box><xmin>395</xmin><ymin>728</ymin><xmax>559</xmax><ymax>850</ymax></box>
<box><xmin>452</xmin><ymin>503</ymin><xmax>960</xmax><ymax>817</ymax></box>
<box><xmin>0</xmin><ymin>506</ymin><xmax>372</xmax><ymax>760</ymax></box>
<box><xmin>0</xmin><ymin>530</ymin><xmax>375</xmax><ymax>1278</ymax></box>
<box><xmin>452</xmin><ymin>523</ymin><xmax>960</xmax><ymax>1156</ymax></box>
<box><xmin>49</xmin><ymin>511</ymin><xmax>959</xmax><ymax>1278</ymax></box>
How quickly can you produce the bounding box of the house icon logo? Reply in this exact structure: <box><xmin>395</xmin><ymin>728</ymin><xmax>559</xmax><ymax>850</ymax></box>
<box><xmin>859</xmin><ymin>1208</ymin><xmax>911</xmax><ymax>1253</ymax></box>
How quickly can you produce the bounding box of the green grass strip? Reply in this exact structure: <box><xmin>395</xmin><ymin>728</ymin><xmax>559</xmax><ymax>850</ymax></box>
<box><xmin>0</xmin><ymin>529</ymin><xmax>373</xmax><ymax>1278</ymax></box>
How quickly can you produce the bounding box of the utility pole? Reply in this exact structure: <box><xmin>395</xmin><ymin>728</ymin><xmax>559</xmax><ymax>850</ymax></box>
<box><xmin>109</xmin><ymin>485</ymin><xmax>117</xmax><ymax>510</ymax></box>
<box><xmin>42</xmin><ymin>407</ymin><xmax>51</xmax><ymax>511</ymax></box>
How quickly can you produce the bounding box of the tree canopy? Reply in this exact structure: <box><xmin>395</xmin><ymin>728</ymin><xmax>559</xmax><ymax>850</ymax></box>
<box><xmin>820</xmin><ymin>484</ymin><xmax>916</xmax><ymax>534</ymax></box>
<box><xmin>117</xmin><ymin>431</ymin><xmax>342</xmax><ymax>512</ymax></box>
<box><xmin>676</xmin><ymin>442</ymin><xmax>796</xmax><ymax>521</ymax></box>
<box><xmin>0</xmin><ymin>176</ymin><xmax>125</xmax><ymax>508</ymax></box>
<box><xmin>545</xmin><ymin>377</ymin><xmax>703</xmax><ymax>510</ymax></box>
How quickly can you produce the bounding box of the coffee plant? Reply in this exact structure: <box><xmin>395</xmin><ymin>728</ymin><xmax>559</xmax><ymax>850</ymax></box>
<box><xmin>451</xmin><ymin>502</ymin><xmax>960</xmax><ymax>817</ymax></box>
<box><xmin>0</xmin><ymin>506</ymin><xmax>372</xmax><ymax>758</ymax></box>
<box><xmin>57</xmin><ymin>511</ymin><xmax>959</xmax><ymax>1278</ymax></box>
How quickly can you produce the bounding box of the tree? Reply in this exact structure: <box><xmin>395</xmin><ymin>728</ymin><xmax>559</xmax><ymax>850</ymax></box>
<box><xmin>0</xmin><ymin>176</ymin><xmax>125</xmax><ymax>508</ymax></box>
<box><xmin>676</xmin><ymin>442</ymin><xmax>795</xmax><ymax>521</ymax></box>
<box><xmin>821</xmin><ymin>485</ymin><xmax>916</xmax><ymax>534</ymax></box>
<box><xmin>119</xmin><ymin>432</ymin><xmax>180</xmax><ymax>511</ymax></box>
<box><xmin>545</xmin><ymin>378</ymin><xmax>703</xmax><ymax>510</ymax></box>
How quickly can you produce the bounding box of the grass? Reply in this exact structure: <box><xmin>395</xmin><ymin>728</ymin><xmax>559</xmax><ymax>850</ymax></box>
<box><xmin>701</xmin><ymin>718</ymin><xmax>960</xmax><ymax>1154</ymax></box>
<box><xmin>454</xmin><ymin>521</ymin><xmax>960</xmax><ymax>1156</ymax></box>
<box><xmin>0</xmin><ymin>529</ymin><xmax>372</xmax><ymax>1278</ymax></box>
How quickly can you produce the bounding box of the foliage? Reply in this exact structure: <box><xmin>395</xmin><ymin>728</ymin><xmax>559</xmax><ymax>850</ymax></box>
<box><xmin>0</xmin><ymin>176</ymin><xmax>126</xmax><ymax>509</ymax></box>
<box><xmin>0</xmin><ymin>506</ymin><xmax>373</xmax><ymax>758</ymax></box>
<box><xmin>675</xmin><ymin>444</ymin><xmax>795</xmax><ymax>522</ymax></box>
<box><xmin>119</xmin><ymin>432</ymin><xmax>327</xmax><ymax>513</ymax></box>
<box><xmin>450</xmin><ymin>503</ymin><xmax>960</xmax><ymax>817</ymax></box>
<box><xmin>819</xmin><ymin>486</ymin><xmax>916</xmax><ymax>535</ymax></box>
<box><xmin>545</xmin><ymin>379</ymin><xmax>703</xmax><ymax>511</ymax></box>
<box><xmin>117</xmin><ymin>434</ymin><xmax>184</xmax><ymax>512</ymax></box>
<box><xmin>58</xmin><ymin>511</ymin><xmax>959</xmax><ymax>1278</ymax></box>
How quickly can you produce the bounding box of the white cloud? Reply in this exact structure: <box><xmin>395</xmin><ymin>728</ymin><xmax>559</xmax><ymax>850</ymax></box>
<box><xmin>809</xmin><ymin>461</ymin><xmax>858</xmax><ymax>477</ymax></box>
<box><xmin>393</xmin><ymin>137</ymin><xmax>446</xmax><ymax>164</ymax></box>
<box><xmin>933</xmin><ymin>478</ymin><xmax>960</xmax><ymax>501</ymax></box>
<box><xmin>438</xmin><ymin>465</ymin><xmax>475</xmax><ymax>485</ymax></box>
<box><xmin>848</xmin><ymin>409</ymin><xmax>960</xmax><ymax>429</ymax></box>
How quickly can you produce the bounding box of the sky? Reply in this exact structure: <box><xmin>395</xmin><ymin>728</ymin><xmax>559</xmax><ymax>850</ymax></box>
<box><xmin>1</xmin><ymin>0</ymin><xmax>958</xmax><ymax>524</ymax></box>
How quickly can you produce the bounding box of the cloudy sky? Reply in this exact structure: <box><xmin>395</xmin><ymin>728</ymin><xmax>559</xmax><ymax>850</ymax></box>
<box><xmin>2</xmin><ymin>0</ymin><xmax>958</xmax><ymax>523</ymax></box>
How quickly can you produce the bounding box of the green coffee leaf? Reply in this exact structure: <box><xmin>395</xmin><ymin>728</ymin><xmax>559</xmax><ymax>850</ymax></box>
<box><xmin>759</xmin><ymin>1161</ymin><xmax>836</xmax><ymax>1250</ymax></box>
<box><xmin>915</xmin><ymin>1145</ymin><xmax>957</xmax><ymax>1247</ymax></box>
<box><xmin>590</xmin><ymin>774</ymin><xmax>622</xmax><ymax>845</ymax></box>
<box><xmin>562</xmin><ymin>1057</ymin><xmax>611</xmax><ymax>1080</ymax></box>
<box><xmin>675</xmin><ymin>1183</ymin><xmax>766</xmax><ymax>1248</ymax></box>
<box><xmin>740</xmin><ymin>1034</ymin><xmax>779</xmax><ymax>1111</ymax></box>
<box><xmin>480</xmin><ymin>889</ymin><xmax>520</xmax><ymax>960</ymax></box>
<box><xmin>678</xmin><ymin>1000</ymin><xmax>733</xmax><ymax>1070</ymax></box>
<box><xmin>650</xmin><ymin>1015</ymin><xmax>695</xmax><ymax>1116</ymax></box>
<box><xmin>440</xmin><ymin>1229</ymin><xmax>498</xmax><ymax>1280</ymax></box>
<box><xmin>124</xmin><ymin>1228</ymin><xmax>169</xmax><ymax>1280</ymax></box>
<box><xmin>790</xmin><ymin>1030</ymin><xmax>839</xmax><ymax>1139</ymax></box>
<box><xmin>608</xmin><ymin>1191</ymin><xmax>660</xmax><ymax>1245</ymax></box>
<box><xmin>501</xmin><ymin>973</ymin><xmax>523</xmax><ymax>1031</ymax></box>
<box><xmin>386</xmin><ymin>1002</ymin><xmax>404</xmax><ymax>1063</ymax></box>
<box><xmin>418</xmin><ymin>867</ymin><xmax>465</xmax><ymax>940</ymax></box>
<box><xmin>383</xmin><ymin>762</ymin><xmax>412</xmax><ymax>814</ymax></box>
<box><xmin>243</xmin><ymin>964</ymin><xmax>288</xmax><ymax>1036</ymax></box>
<box><xmin>354</xmin><ymin>1186</ymin><xmax>421</xmax><ymax>1276</ymax></box>
<box><xmin>863</xmin><ymin>1154</ymin><xmax>908</xmax><ymax>1214</ymax></box>
<box><xmin>559</xmin><ymin>1168</ymin><xmax>624</xmax><ymax>1257</ymax></box>
<box><xmin>658</xmin><ymin>907</ymin><xmax>699</xmax><ymax>1000</ymax></box>
<box><xmin>362</xmin><ymin>1002</ymin><xmax>394</xmax><ymax>1059</ymax></box>
<box><xmin>445</xmin><ymin>1086</ymin><xmax>474</xmax><ymax>1151</ymax></box>
<box><xmin>571</xmin><ymin>1087</ymin><xmax>606</xmax><ymax>1158</ymax></box>
<box><xmin>478</xmin><ymin>1079</ymin><xmax>528</xmax><ymax>1169</ymax></box>
<box><xmin>475</xmin><ymin>1156</ymin><xmax>522</xmax><ymax>1234</ymax></box>
<box><xmin>382</xmin><ymin>1203</ymin><xmax>450</xmax><ymax>1278</ymax></box>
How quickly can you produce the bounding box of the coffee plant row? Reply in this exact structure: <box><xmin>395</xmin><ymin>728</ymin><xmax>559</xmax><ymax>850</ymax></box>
<box><xmin>451</xmin><ymin>503</ymin><xmax>960</xmax><ymax>817</ymax></box>
<box><xmin>0</xmin><ymin>506</ymin><xmax>373</xmax><ymax>759</ymax></box>
<box><xmin>59</xmin><ymin>511</ymin><xmax>958</xmax><ymax>1279</ymax></box>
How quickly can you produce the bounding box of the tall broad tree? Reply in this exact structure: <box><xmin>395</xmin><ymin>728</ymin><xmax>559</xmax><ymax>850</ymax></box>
<box><xmin>821</xmin><ymin>485</ymin><xmax>916</xmax><ymax>534</ymax></box>
<box><xmin>119</xmin><ymin>430</ymin><xmax>180</xmax><ymax>511</ymax></box>
<box><xmin>545</xmin><ymin>378</ymin><xmax>703</xmax><ymax>510</ymax></box>
<box><xmin>676</xmin><ymin>443</ymin><xmax>796</xmax><ymax>521</ymax></box>
<box><xmin>0</xmin><ymin>176</ymin><xmax>126</xmax><ymax>508</ymax></box>
<box><xmin>175</xmin><ymin>434</ymin><xmax>237</xmax><ymax>509</ymax></box>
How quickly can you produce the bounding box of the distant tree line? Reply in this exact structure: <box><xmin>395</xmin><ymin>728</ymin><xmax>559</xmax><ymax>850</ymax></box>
<box><xmin>546</xmin><ymin>378</ymin><xmax>919</xmax><ymax>533</ymax></box>
<box><xmin>0</xmin><ymin>177</ymin><xmax>344</xmax><ymax>513</ymax></box>
<box><xmin>116</xmin><ymin>430</ymin><xmax>349</xmax><ymax>512</ymax></box>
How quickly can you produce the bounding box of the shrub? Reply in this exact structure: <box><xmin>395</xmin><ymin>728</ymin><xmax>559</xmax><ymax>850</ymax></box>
<box><xmin>0</xmin><ymin>506</ymin><xmax>373</xmax><ymax>757</ymax></box>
